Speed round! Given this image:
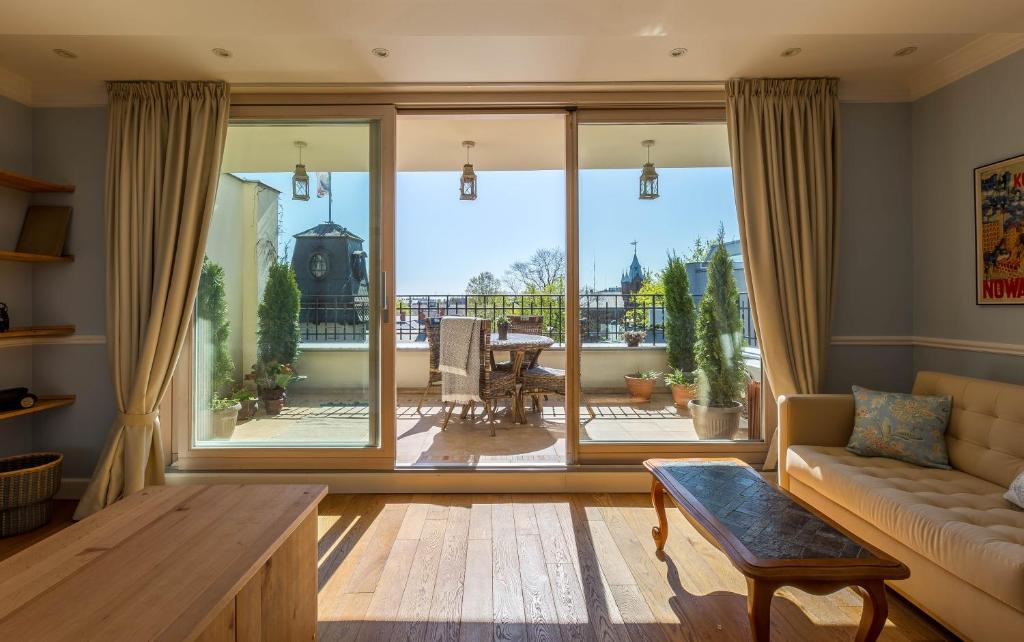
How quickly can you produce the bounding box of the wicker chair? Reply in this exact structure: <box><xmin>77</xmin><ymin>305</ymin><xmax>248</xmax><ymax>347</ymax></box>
<box><xmin>519</xmin><ymin>366</ymin><xmax>597</xmax><ymax>420</ymax></box>
<box><xmin>441</xmin><ymin>319</ymin><xmax>518</xmax><ymax>436</ymax></box>
<box><xmin>415</xmin><ymin>317</ymin><xmax>442</xmax><ymax>413</ymax></box>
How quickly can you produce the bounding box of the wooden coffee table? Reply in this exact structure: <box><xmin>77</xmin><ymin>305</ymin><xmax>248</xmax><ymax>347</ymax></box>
<box><xmin>645</xmin><ymin>458</ymin><xmax>909</xmax><ymax>642</ymax></box>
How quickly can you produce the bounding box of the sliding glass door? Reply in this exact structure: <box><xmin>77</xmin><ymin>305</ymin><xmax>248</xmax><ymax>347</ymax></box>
<box><xmin>176</xmin><ymin>106</ymin><xmax>396</xmax><ymax>469</ymax></box>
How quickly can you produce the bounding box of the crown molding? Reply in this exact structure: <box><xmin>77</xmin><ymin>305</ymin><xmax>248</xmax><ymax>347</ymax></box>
<box><xmin>909</xmin><ymin>33</ymin><xmax>1024</xmax><ymax>101</ymax></box>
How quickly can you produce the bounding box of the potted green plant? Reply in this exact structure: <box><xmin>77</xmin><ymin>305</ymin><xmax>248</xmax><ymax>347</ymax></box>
<box><xmin>689</xmin><ymin>242</ymin><xmax>745</xmax><ymax>440</ymax></box>
<box><xmin>210</xmin><ymin>395</ymin><xmax>241</xmax><ymax>439</ymax></box>
<box><xmin>197</xmin><ymin>258</ymin><xmax>234</xmax><ymax>398</ymax></box>
<box><xmin>623</xmin><ymin>329</ymin><xmax>646</xmax><ymax>347</ymax></box>
<box><xmin>665</xmin><ymin>369</ymin><xmax>698</xmax><ymax>407</ymax></box>
<box><xmin>496</xmin><ymin>315</ymin><xmax>509</xmax><ymax>340</ymax></box>
<box><xmin>253</xmin><ymin>361</ymin><xmax>295</xmax><ymax>416</ymax></box>
<box><xmin>663</xmin><ymin>251</ymin><xmax>696</xmax><ymax>373</ymax></box>
<box><xmin>233</xmin><ymin>388</ymin><xmax>258</xmax><ymax>422</ymax></box>
<box><xmin>624</xmin><ymin>370</ymin><xmax>661</xmax><ymax>401</ymax></box>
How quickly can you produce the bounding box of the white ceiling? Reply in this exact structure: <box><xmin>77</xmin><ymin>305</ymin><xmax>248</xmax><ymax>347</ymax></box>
<box><xmin>2</xmin><ymin>1</ymin><xmax>1023</xmax><ymax>105</ymax></box>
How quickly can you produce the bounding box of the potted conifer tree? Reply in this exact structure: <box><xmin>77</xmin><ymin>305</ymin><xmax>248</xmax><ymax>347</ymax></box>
<box><xmin>198</xmin><ymin>258</ymin><xmax>239</xmax><ymax>437</ymax></box>
<box><xmin>688</xmin><ymin>242</ymin><xmax>744</xmax><ymax>439</ymax></box>
<box><xmin>255</xmin><ymin>263</ymin><xmax>301</xmax><ymax>413</ymax></box>
<box><xmin>663</xmin><ymin>252</ymin><xmax>697</xmax><ymax>406</ymax></box>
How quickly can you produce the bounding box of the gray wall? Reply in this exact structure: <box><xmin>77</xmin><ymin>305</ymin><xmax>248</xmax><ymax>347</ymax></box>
<box><xmin>910</xmin><ymin>49</ymin><xmax>1024</xmax><ymax>385</ymax></box>
<box><xmin>30</xmin><ymin>107</ymin><xmax>114</xmax><ymax>478</ymax></box>
<box><xmin>0</xmin><ymin>96</ymin><xmax>35</xmax><ymax>455</ymax></box>
<box><xmin>826</xmin><ymin>102</ymin><xmax>915</xmax><ymax>393</ymax></box>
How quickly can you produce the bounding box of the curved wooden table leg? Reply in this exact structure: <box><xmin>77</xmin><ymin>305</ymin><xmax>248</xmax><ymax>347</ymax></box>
<box><xmin>650</xmin><ymin>477</ymin><xmax>669</xmax><ymax>551</ymax></box>
<box><xmin>746</xmin><ymin>577</ymin><xmax>777</xmax><ymax>642</ymax></box>
<box><xmin>854</xmin><ymin>580</ymin><xmax>889</xmax><ymax>642</ymax></box>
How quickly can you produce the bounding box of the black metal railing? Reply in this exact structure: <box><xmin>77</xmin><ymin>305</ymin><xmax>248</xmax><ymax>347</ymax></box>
<box><xmin>299</xmin><ymin>292</ymin><xmax>758</xmax><ymax>348</ymax></box>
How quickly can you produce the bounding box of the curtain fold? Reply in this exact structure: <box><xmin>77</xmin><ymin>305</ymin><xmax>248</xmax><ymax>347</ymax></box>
<box><xmin>74</xmin><ymin>81</ymin><xmax>229</xmax><ymax>519</ymax></box>
<box><xmin>725</xmin><ymin>78</ymin><xmax>840</xmax><ymax>470</ymax></box>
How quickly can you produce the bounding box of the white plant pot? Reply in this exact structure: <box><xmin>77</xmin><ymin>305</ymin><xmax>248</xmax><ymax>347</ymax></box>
<box><xmin>211</xmin><ymin>403</ymin><xmax>241</xmax><ymax>440</ymax></box>
<box><xmin>687</xmin><ymin>400</ymin><xmax>742</xmax><ymax>440</ymax></box>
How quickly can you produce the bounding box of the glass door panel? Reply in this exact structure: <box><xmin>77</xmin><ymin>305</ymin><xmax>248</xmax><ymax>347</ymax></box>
<box><xmin>192</xmin><ymin>120</ymin><xmax>384</xmax><ymax>450</ymax></box>
<box><xmin>575</xmin><ymin>121</ymin><xmax>763</xmax><ymax>446</ymax></box>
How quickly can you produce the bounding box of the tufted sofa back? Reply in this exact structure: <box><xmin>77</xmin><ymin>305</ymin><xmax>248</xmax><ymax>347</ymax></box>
<box><xmin>913</xmin><ymin>371</ymin><xmax>1024</xmax><ymax>488</ymax></box>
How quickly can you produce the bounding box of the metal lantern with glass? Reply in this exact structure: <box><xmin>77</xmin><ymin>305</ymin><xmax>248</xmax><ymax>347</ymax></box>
<box><xmin>292</xmin><ymin>140</ymin><xmax>310</xmax><ymax>201</ymax></box>
<box><xmin>639</xmin><ymin>139</ymin><xmax>659</xmax><ymax>200</ymax></box>
<box><xmin>460</xmin><ymin>140</ymin><xmax>477</xmax><ymax>200</ymax></box>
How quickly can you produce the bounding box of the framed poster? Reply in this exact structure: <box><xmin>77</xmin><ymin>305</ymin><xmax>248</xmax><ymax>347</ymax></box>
<box><xmin>976</xmin><ymin>154</ymin><xmax>1024</xmax><ymax>304</ymax></box>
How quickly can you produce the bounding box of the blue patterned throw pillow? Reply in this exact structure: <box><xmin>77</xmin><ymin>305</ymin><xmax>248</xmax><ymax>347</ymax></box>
<box><xmin>846</xmin><ymin>386</ymin><xmax>952</xmax><ymax>469</ymax></box>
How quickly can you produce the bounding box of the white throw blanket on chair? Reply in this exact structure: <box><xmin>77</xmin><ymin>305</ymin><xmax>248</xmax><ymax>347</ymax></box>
<box><xmin>439</xmin><ymin>316</ymin><xmax>481</xmax><ymax>403</ymax></box>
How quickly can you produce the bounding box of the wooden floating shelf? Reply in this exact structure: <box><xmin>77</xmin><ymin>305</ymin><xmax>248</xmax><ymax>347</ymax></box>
<box><xmin>0</xmin><ymin>250</ymin><xmax>74</xmax><ymax>263</ymax></box>
<box><xmin>0</xmin><ymin>395</ymin><xmax>75</xmax><ymax>422</ymax></box>
<box><xmin>0</xmin><ymin>169</ymin><xmax>74</xmax><ymax>194</ymax></box>
<box><xmin>0</xmin><ymin>325</ymin><xmax>76</xmax><ymax>342</ymax></box>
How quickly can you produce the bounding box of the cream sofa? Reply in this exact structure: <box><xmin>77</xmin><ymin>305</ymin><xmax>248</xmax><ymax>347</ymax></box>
<box><xmin>779</xmin><ymin>371</ymin><xmax>1024</xmax><ymax>641</ymax></box>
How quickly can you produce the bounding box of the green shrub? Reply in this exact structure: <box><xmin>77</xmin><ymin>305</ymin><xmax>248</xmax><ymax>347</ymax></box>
<box><xmin>694</xmin><ymin>243</ymin><xmax>744</xmax><ymax>407</ymax></box>
<box><xmin>663</xmin><ymin>252</ymin><xmax>696</xmax><ymax>372</ymax></box>
<box><xmin>197</xmin><ymin>257</ymin><xmax>233</xmax><ymax>397</ymax></box>
<box><xmin>257</xmin><ymin>262</ymin><xmax>301</xmax><ymax>367</ymax></box>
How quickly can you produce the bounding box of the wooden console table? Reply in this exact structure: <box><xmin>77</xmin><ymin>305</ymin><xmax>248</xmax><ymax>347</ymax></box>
<box><xmin>0</xmin><ymin>484</ymin><xmax>326</xmax><ymax>641</ymax></box>
<box><xmin>645</xmin><ymin>458</ymin><xmax>909</xmax><ymax>642</ymax></box>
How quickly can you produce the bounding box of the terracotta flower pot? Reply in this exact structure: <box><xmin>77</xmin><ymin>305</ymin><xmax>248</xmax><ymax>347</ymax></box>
<box><xmin>624</xmin><ymin>376</ymin><xmax>656</xmax><ymax>401</ymax></box>
<box><xmin>259</xmin><ymin>387</ymin><xmax>286</xmax><ymax>416</ymax></box>
<box><xmin>688</xmin><ymin>400</ymin><xmax>742</xmax><ymax>440</ymax></box>
<box><xmin>670</xmin><ymin>383</ymin><xmax>697</xmax><ymax>407</ymax></box>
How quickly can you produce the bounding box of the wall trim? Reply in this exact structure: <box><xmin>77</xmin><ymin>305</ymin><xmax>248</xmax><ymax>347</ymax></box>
<box><xmin>909</xmin><ymin>34</ymin><xmax>1024</xmax><ymax>101</ymax></box>
<box><xmin>831</xmin><ymin>335</ymin><xmax>1024</xmax><ymax>357</ymax></box>
<box><xmin>0</xmin><ymin>334</ymin><xmax>106</xmax><ymax>349</ymax></box>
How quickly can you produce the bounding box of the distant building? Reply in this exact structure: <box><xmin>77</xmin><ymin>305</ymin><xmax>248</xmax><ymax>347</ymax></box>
<box><xmin>291</xmin><ymin>222</ymin><xmax>369</xmax><ymax>328</ymax></box>
<box><xmin>620</xmin><ymin>251</ymin><xmax>644</xmax><ymax>301</ymax></box>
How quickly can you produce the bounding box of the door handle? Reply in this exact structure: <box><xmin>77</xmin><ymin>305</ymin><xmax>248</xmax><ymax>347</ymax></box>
<box><xmin>381</xmin><ymin>270</ymin><xmax>390</xmax><ymax>324</ymax></box>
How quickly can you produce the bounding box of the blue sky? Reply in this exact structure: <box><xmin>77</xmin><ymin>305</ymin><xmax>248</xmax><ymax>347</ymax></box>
<box><xmin>236</xmin><ymin>167</ymin><xmax>738</xmax><ymax>294</ymax></box>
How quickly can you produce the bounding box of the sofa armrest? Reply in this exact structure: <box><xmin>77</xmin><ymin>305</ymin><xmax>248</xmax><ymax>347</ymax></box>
<box><xmin>777</xmin><ymin>394</ymin><xmax>855</xmax><ymax>489</ymax></box>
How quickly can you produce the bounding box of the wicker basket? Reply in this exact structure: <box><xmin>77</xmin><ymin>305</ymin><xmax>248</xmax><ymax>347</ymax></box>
<box><xmin>0</xmin><ymin>452</ymin><xmax>63</xmax><ymax>537</ymax></box>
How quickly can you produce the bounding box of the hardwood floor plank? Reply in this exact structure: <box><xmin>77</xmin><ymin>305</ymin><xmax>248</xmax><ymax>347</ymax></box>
<box><xmin>513</xmin><ymin>499</ymin><xmax>540</xmax><ymax>536</ymax></box>
<box><xmin>345</xmin><ymin>498</ymin><xmax>409</xmax><ymax>594</ymax></box>
<box><xmin>467</xmin><ymin>495</ymin><xmax>493</xmax><ymax>541</ymax></box>
<box><xmin>608</xmin><ymin>584</ymin><xmax>670</xmax><ymax>642</ymax></box>
<box><xmin>354</xmin><ymin>538</ymin><xmax>418</xmax><ymax>642</ymax></box>
<box><xmin>426</xmin><ymin>498</ymin><xmax>472</xmax><ymax>642</ymax></box>
<box><xmin>319</xmin><ymin>592</ymin><xmax>372</xmax><ymax>642</ymax></box>
<box><xmin>397</xmin><ymin>495</ymin><xmax>431</xmax><ymax>541</ymax></box>
<box><xmin>534</xmin><ymin>499</ymin><xmax>574</xmax><ymax>566</ymax></box>
<box><xmin>492</xmin><ymin>501</ymin><xmax>528</xmax><ymax>642</ymax></box>
<box><xmin>517</xmin><ymin>533</ymin><xmax>563</xmax><ymax>642</ymax></box>
<box><xmin>545</xmin><ymin>562</ymin><xmax>595</xmax><ymax>642</ymax></box>
<box><xmin>393</xmin><ymin>518</ymin><xmax>447</xmax><ymax>641</ymax></box>
<box><xmin>460</xmin><ymin>538</ymin><xmax>494</xmax><ymax>642</ymax></box>
<box><xmin>559</xmin><ymin>496</ymin><xmax>625</xmax><ymax>642</ymax></box>
<box><xmin>586</xmin><ymin>520</ymin><xmax>635</xmax><ymax>587</ymax></box>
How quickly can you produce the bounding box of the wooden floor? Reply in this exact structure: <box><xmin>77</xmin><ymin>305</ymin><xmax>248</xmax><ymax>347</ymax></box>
<box><xmin>317</xmin><ymin>494</ymin><xmax>954</xmax><ymax>642</ymax></box>
<box><xmin>1</xmin><ymin>495</ymin><xmax>953</xmax><ymax>641</ymax></box>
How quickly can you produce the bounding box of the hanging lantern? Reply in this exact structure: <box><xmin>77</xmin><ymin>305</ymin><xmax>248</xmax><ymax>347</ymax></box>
<box><xmin>460</xmin><ymin>140</ymin><xmax>477</xmax><ymax>201</ymax></box>
<box><xmin>639</xmin><ymin>139</ymin><xmax>659</xmax><ymax>200</ymax></box>
<box><xmin>292</xmin><ymin>141</ymin><xmax>310</xmax><ymax>201</ymax></box>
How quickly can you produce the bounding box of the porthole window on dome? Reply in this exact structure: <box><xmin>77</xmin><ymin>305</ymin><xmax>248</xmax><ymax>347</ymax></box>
<box><xmin>309</xmin><ymin>252</ymin><xmax>329</xmax><ymax>279</ymax></box>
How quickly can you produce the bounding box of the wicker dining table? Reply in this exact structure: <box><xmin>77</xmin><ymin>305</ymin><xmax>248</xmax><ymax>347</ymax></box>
<box><xmin>489</xmin><ymin>332</ymin><xmax>554</xmax><ymax>423</ymax></box>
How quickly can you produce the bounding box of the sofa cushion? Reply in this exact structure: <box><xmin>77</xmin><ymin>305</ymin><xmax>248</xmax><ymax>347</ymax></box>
<box><xmin>914</xmin><ymin>371</ymin><xmax>1024</xmax><ymax>488</ymax></box>
<box><xmin>787</xmin><ymin>445</ymin><xmax>1024</xmax><ymax>612</ymax></box>
<box><xmin>847</xmin><ymin>385</ymin><xmax>952</xmax><ymax>469</ymax></box>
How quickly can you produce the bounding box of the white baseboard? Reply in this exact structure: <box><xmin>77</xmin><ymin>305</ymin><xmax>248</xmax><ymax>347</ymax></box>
<box><xmin>165</xmin><ymin>468</ymin><xmax>651</xmax><ymax>494</ymax></box>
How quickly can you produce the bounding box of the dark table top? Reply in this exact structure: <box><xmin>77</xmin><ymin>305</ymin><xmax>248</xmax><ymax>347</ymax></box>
<box><xmin>645</xmin><ymin>458</ymin><xmax>908</xmax><ymax>579</ymax></box>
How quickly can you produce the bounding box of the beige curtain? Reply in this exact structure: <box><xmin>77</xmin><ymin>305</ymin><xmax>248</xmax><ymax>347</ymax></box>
<box><xmin>725</xmin><ymin>78</ymin><xmax>840</xmax><ymax>470</ymax></box>
<box><xmin>74</xmin><ymin>81</ymin><xmax>229</xmax><ymax>519</ymax></box>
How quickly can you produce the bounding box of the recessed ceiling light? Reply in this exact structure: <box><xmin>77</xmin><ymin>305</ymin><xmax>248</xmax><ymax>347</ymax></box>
<box><xmin>211</xmin><ymin>48</ymin><xmax>233</xmax><ymax>58</ymax></box>
<box><xmin>371</xmin><ymin>47</ymin><xmax>390</xmax><ymax>58</ymax></box>
<box><xmin>669</xmin><ymin>47</ymin><xmax>687</xmax><ymax>57</ymax></box>
<box><xmin>780</xmin><ymin>47</ymin><xmax>802</xmax><ymax>58</ymax></box>
<box><xmin>894</xmin><ymin>46</ymin><xmax>918</xmax><ymax>57</ymax></box>
<box><xmin>52</xmin><ymin>48</ymin><xmax>78</xmax><ymax>59</ymax></box>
